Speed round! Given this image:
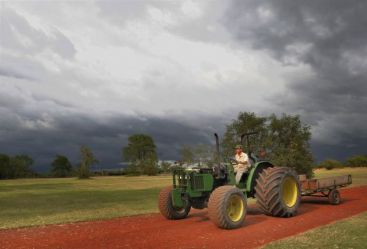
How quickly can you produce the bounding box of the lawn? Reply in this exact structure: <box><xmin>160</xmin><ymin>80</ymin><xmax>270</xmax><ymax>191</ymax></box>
<box><xmin>263</xmin><ymin>211</ymin><xmax>367</xmax><ymax>249</ymax></box>
<box><xmin>0</xmin><ymin>167</ymin><xmax>366</xmax><ymax>230</ymax></box>
<box><xmin>0</xmin><ymin>176</ymin><xmax>171</xmax><ymax>229</ymax></box>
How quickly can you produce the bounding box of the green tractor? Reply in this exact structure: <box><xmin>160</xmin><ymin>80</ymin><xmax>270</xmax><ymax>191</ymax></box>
<box><xmin>158</xmin><ymin>133</ymin><xmax>301</xmax><ymax>229</ymax></box>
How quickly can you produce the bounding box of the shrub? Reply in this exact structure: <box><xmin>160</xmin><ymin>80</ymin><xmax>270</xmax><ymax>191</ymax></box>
<box><xmin>124</xmin><ymin>163</ymin><xmax>141</xmax><ymax>176</ymax></box>
<box><xmin>346</xmin><ymin>155</ymin><xmax>367</xmax><ymax>167</ymax></box>
<box><xmin>319</xmin><ymin>159</ymin><xmax>343</xmax><ymax>170</ymax></box>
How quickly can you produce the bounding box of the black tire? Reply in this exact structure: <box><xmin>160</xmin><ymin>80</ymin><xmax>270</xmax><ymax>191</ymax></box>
<box><xmin>208</xmin><ymin>186</ymin><xmax>247</xmax><ymax>229</ymax></box>
<box><xmin>255</xmin><ymin>167</ymin><xmax>301</xmax><ymax>217</ymax></box>
<box><xmin>158</xmin><ymin>186</ymin><xmax>191</xmax><ymax>219</ymax></box>
<box><xmin>328</xmin><ymin>189</ymin><xmax>341</xmax><ymax>205</ymax></box>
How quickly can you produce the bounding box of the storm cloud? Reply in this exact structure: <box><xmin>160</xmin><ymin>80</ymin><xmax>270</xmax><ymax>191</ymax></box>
<box><xmin>1</xmin><ymin>1</ymin><xmax>366</xmax><ymax>171</ymax></box>
<box><xmin>225</xmin><ymin>0</ymin><xmax>367</xmax><ymax>160</ymax></box>
<box><xmin>0</xmin><ymin>108</ymin><xmax>216</xmax><ymax>171</ymax></box>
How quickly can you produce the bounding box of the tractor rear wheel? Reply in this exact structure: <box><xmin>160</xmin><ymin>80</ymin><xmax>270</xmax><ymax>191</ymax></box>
<box><xmin>158</xmin><ymin>186</ymin><xmax>191</xmax><ymax>220</ymax></box>
<box><xmin>208</xmin><ymin>186</ymin><xmax>247</xmax><ymax>229</ymax></box>
<box><xmin>255</xmin><ymin>167</ymin><xmax>301</xmax><ymax>217</ymax></box>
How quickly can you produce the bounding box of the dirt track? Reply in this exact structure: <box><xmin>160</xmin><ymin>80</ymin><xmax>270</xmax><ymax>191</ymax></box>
<box><xmin>1</xmin><ymin>186</ymin><xmax>367</xmax><ymax>249</ymax></box>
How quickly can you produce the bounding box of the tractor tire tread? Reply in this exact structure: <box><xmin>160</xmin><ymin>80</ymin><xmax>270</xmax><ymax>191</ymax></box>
<box><xmin>158</xmin><ymin>186</ymin><xmax>190</xmax><ymax>220</ymax></box>
<box><xmin>208</xmin><ymin>186</ymin><xmax>246</xmax><ymax>229</ymax></box>
<box><xmin>255</xmin><ymin>167</ymin><xmax>300</xmax><ymax>217</ymax></box>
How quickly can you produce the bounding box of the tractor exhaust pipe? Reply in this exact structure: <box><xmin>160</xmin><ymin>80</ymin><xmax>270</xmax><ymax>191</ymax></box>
<box><xmin>214</xmin><ymin>133</ymin><xmax>221</xmax><ymax>165</ymax></box>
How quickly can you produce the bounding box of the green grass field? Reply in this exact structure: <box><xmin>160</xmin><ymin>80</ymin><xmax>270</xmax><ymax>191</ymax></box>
<box><xmin>0</xmin><ymin>167</ymin><xmax>366</xmax><ymax>230</ymax></box>
<box><xmin>0</xmin><ymin>175</ymin><xmax>171</xmax><ymax>229</ymax></box>
<box><xmin>263</xmin><ymin>211</ymin><xmax>367</xmax><ymax>249</ymax></box>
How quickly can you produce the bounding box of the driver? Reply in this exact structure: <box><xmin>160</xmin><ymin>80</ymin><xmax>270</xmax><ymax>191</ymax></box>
<box><xmin>234</xmin><ymin>145</ymin><xmax>250</xmax><ymax>184</ymax></box>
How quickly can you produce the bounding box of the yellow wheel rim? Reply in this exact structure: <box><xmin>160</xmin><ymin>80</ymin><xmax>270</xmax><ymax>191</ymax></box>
<box><xmin>282</xmin><ymin>176</ymin><xmax>298</xmax><ymax>207</ymax></box>
<box><xmin>226</xmin><ymin>194</ymin><xmax>244</xmax><ymax>222</ymax></box>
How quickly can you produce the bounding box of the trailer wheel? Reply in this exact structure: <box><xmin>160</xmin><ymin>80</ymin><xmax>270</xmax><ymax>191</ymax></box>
<box><xmin>255</xmin><ymin>167</ymin><xmax>301</xmax><ymax>217</ymax></box>
<box><xmin>328</xmin><ymin>189</ymin><xmax>341</xmax><ymax>205</ymax></box>
<box><xmin>208</xmin><ymin>186</ymin><xmax>247</xmax><ymax>229</ymax></box>
<box><xmin>158</xmin><ymin>186</ymin><xmax>191</xmax><ymax>219</ymax></box>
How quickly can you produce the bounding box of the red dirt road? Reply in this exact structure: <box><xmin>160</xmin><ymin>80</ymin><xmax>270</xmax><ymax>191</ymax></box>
<box><xmin>1</xmin><ymin>186</ymin><xmax>367</xmax><ymax>249</ymax></box>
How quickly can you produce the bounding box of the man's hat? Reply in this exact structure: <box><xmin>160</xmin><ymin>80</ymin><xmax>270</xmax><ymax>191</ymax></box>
<box><xmin>235</xmin><ymin>144</ymin><xmax>243</xmax><ymax>149</ymax></box>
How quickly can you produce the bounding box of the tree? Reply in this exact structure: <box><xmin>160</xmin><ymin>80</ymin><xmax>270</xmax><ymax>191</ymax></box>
<box><xmin>267</xmin><ymin>114</ymin><xmax>313</xmax><ymax>177</ymax></box>
<box><xmin>123</xmin><ymin>134</ymin><xmax>157</xmax><ymax>162</ymax></box>
<box><xmin>0</xmin><ymin>154</ymin><xmax>11</xmax><ymax>179</ymax></box>
<box><xmin>346</xmin><ymin>155</ymin><xmax>367</xmax><ymax>167</ymax></box>
<box><xmin>142</xmin><ymin>158</ymin><xmax>159</xmax><ymax>175</ymax></box>
<box><xmin>51</xmin><ymin>155</ymin><xmax>72</xmax><ymax>177</ymax></box>
<box><xmin>124</xmin><ymin>163</ymin><xmax>140</xmax><ymax>176</ymax></box>
<box><xmin>319</xmin><ymin>159</ymin><xmax>343</xmax><ymax>170</ymax></box>
<box><xmin>222</xmin><ymin>112</ymin><xmax>314</xmax><ymax>177</ymax></box>
<box><xmin>0</xmin><ymin>154</ymin><xmax>34</xmax><ymax>179</ymax></box>
<box><xmin>222</xmin><ymin>112</ymin><xmax>268</xmax><ymax>157</ymax></box>
<box><xmin>123</xmin><ymin>134</ymin><xmax>158</xmax><ymax>175</ymax></box>
<box><xmin>78</xmin><ymin>146</ymin><xmax>98</xmax><ymax>179</ymax></box>
<box><xmin>10</xmin><ymin>155</ymin><xmax>34</xmax><ymax>178</ymax></box>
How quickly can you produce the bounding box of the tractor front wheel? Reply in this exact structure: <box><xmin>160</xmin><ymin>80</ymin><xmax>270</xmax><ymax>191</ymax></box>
<box><xmin>255</xmin><ymin>167</ymin><xmax>301</xmax><ymax>217</ymax></box>
<box><xmin>208</xmin><ymin>186</ymin><xmax>247</xmax><ymax>229</ymax></box>
<box><xmin>158</xmin><ymin>186</ymin><xmax>191</xmax><ymax>220</ymax></box>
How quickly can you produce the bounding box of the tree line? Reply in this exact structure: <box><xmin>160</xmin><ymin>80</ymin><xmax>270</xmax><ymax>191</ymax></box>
<box><xmin>1</xmin><ymin>112</ymin><xmax>366</xmax><ymax>179</ymax></box>
<box><xmin>0</xmin><ymin>146</ymin><xmax>98</xmax><ymax>179</ymax></box>
<box><xmin>318</xmin><ymin>155</ymin><xmax>367</xmax><ymax>170</ymax></box>
<box><xmin>0</xmin><ymin>154</ymin><xmax>35</xmax><ymax>179</ymax></box>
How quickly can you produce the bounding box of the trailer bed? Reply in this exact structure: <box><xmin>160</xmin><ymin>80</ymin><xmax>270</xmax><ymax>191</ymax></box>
<box><xmin>301</xmin><ymin>175</ymin><xmax>352</xmax><ymax>195</ymax></box>
<box><xmin>299</xmin><ymin>174</ymin><xmax>352</xmax><ymax>204</ymax></box>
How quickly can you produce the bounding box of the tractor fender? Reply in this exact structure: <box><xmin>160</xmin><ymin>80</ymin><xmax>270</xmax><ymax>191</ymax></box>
<box><xmin>246</xmin><ymin>161</ymin><xmax>274</xmax><ymax>197</ymax></box>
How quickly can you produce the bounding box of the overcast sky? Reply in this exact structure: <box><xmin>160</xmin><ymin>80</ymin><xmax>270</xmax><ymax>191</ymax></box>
<box><xmin>1</xmin><ymin>0</ymin><xmax>366</xmax><ymax>171</ymax></box>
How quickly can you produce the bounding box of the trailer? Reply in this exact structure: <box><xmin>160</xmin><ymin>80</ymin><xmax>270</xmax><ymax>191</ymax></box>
<box><xmin>299</xmin><ymin>175</ymin><xmax>352</xmax><ymax>204</ymax></box>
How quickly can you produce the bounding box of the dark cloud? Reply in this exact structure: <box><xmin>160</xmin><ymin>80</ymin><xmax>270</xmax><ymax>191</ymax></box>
<box><xmin>0</xmin><ymin>111</ymin><xmax>217</xmax><ymax>172</ymax></box>
<box><xmin>0</xmin><ymin>89</ymin><xmax>222</xmax><ymax>172</ymax></box>
<box><xmin>225</xmin><ymin>0</ymin><xmax>367</xmax><ymax>161</ymax></box>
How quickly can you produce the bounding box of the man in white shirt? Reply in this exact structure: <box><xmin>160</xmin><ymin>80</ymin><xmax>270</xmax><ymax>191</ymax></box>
<box><xmin>234</xmin><ymin>145</ymin><xmax>251</xmax><ymax>184</ymax></box>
